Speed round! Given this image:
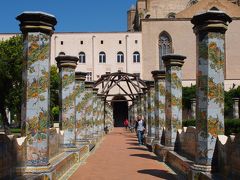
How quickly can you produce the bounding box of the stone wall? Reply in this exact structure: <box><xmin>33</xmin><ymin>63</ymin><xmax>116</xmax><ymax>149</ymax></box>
<box><xmin>0</xmin><ymin>133</ymin><xmax>26</xmax><ymax>179</ymax></box>
<box><xmin>176</xmin><ymin>126</ymin><xmax>196</xmax><ymax>160</ymax></box>
<box><xmin>217</xmin><ymin>134</ymin><xmax>240</xmax><ymax>178</ymax></box>
<box><xmin>164</xmin><ymin>126</ymin><xmax>240</xmax><ymax>178</ymax></box>
<box><xmin>49</xmin><ymin>128</ymin><xmax>62</xmax><ymax>160</ymax></box>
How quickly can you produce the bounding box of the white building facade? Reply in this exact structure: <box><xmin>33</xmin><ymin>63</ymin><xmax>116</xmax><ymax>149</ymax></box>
<box><xmin>51</xmin><ymin>32</ymin><xmax>142</xmax><ymax>81</ymax></box>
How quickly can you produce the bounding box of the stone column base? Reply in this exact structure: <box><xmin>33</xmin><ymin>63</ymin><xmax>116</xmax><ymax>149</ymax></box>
<box><xmin>145</xmin><ymin>136</ymin><xmax>155</xmax><ymax>151</ymax></box>
<box><xmin>16</xmin><ymin>145</ymin><xmax>90</xmax><ymax>179</ymax></box>
<box><xmin>190</xmin><ymin>164</ymin><xmax>212</xmax><ymax>180</ymax></box>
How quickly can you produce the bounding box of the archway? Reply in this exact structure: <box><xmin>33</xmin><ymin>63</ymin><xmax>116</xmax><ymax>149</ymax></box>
<box><xmin>112</xmin><ymin>96</ymin><xmax>128</xmax><ymax>127</ymax></box>
<box><xmin>94</xmin><ymin>71</ymin><xmax>147</xmax><ymax>128</ymax></box>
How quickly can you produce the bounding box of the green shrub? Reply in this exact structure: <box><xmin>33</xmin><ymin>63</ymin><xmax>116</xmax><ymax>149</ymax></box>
<box><xmin>10</xmin><ymin>128</ymin><xmax>21</xmax><ymax>134</ymax></box>
<box><xmin>182</xmin><ymin>119</ymin><xmax>195</xmax><ymax>127</ymax></box>
<box><xmin>182</xmin><ymin>119</ymin><xmax>240</xmax><ymax>136</ymax></box>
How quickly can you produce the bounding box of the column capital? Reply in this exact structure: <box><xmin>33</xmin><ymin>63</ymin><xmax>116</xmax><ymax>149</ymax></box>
<box><xmin>145</xmin><ymin>80</ymin><xmax>154</xmax><ymax>89</ymax></box>
<box><xmin>191</xmin><ymin>10</ymin><xmax>232</xmax><ymax>34</ymax></box>
<box><xmin>85</xmin><ymin>81</ymin><xmax>94</xmax><ymax>89</ymax></box>
<box><xmin>151</xmin><ymin>70</ymin><xmax>166</xmax><ymax>80</ymax></box>
<box><xmin>56</xmin><ymin>55</ymin><xmax>78</xmax><ymax>69</ymax></box>
<box><xmin>190</xmin><ymin>98</ymin><xmax>196</xmax><ymax>103</ymax></box>
<box><xmin>93</xmin><ymin>87</ymin><xmax>99</xmax><ymax>94</ymax></box>
<box><xmin>233</xmin><ymin>97</ymin><xmax>240</xmax><ymax>102</ymax></box>
<box><xmin>162</xmin><ymin>54</ymin><xmax>186</xmax><ymax>67</ymax></box>
<box><xmin>142</xmin><ymin>87</ymin><xmax>148</xmax><ymax>94</ymax></box>
<box><xmin>16</xmin><ymin>11</ymin><xmax>57</xmax><ymax>35</ymax></box>
<box><xmin>75</xmin><ymin>72</ymin><xmax>87</xmax><ymax>81</ymax></box>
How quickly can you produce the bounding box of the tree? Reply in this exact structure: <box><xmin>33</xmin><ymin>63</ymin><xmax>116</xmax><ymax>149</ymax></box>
<box><xmin>224</xmin><ymin>86</ymin><xmax>240</xmax><ymax>118</ymax></box>
<box><xmin>50</xmin><ymin>65</ymin><xmax>60</xmax><ymax>126</ymax></box>
<box><xmin>0</xmin><ymin>35</ymin><xmax>23</xmax><ymax>129</ymax></box>
<box><xmin>182</xmin><ymin>85</ymin><xmax>196</xmax><ymax>110</ymax></box>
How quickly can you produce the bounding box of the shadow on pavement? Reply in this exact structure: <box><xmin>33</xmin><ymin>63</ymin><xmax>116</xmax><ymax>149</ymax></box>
<box><xmin>138</xmin><ymin>169</ymin><xmax>176</xmax><ymax>179</ymax></box>
<box><xmin>127</xmin><ymin>147</ymin><xmax>149</xmax><ymax>151</ymax></box>
<box><xmin>130</xmin><ymin>153</ymin><xmax>159</xmax><ymax>160</ymax></box>
<box><xmin>125</xmin><ymin>138</ymin><xmax>138</xmax><ymax>142</ymax></box>
<box><xmin>127</xmin><ymin>142</ymin><xmax>140</xmax><ymax>146</ymax></box>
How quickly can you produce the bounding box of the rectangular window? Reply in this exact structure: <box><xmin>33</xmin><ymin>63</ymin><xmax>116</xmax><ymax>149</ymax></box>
<box><xmin>119</xmin><ymin>40</ymin><xmax>122</xmax><ymax>44</ymax></box>
<box><xmin>101</xmin><ymin>40</ymin><xmax>104</xmax><ymax>44</ymax></box>
<box><xmin>99</xmin><ymin>52</ymin><xmax>106</xmax><ymax>63</ymax></box>
<box><xmin>80</xmin><ymin>41</ymin><xmax>83</xmax><ymax>44</ymax></box>
<box><xmin>135</xmin><ymin>40</ymin><xmax>138</xmax><ymax>44</ymax></box>
<box><xmin>61</xmin><ymin>41</ymin><xmax>63</xmax><ymax>45</ymax></box>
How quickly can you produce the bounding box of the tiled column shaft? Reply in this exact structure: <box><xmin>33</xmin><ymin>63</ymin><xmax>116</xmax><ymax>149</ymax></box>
<box><xmin>17</xmin><ymin>12</ymin><xmax>57</xmax><ymax>166</ymax></box>
<box><xmin>85</xmin><ymin>82</ymin><xmax>94</xmax><ymax>138</ymax></box>
<box><xmin>56</xmin><ymin>55</ymin><xmax>78</xmax><ymax>147</ymax></box>
<box><xmin>142</xmin><ymin>87</ymin><xmax>148</xmax><ymax>133</ymax></box>
<box><xmin>163</xmin><ymin>54</ymin><xmax>186</xmax><ymax>148</ymax></box>
<box><xmin>100</xmin><ymin>96</ymin><xmax>105</xmax><ymax>131</ymax></box>
<box><xmin>191</xmin><ymin>98</ymin><xmax>196</xmax><ymax>119</ymax></box>
<box><xmin>128</xmin><ymin>106</ymin><xmax>132</xmax><ymax>123</ymax></box>
<box><xmin>137</xmin><ymin>95</ymin><xmax>141</xmax><ymax>115</ymax></box>
<box><xmin>152</xmin><ymin>70</ymin><xmax>166</xmax><ymax>141</ymax></box>
<box><xmin>191</xmin><ymin>11</ymin><xmax>231</xmax><ymax>168</ymax></box>
<box><xmin>133</xmin><ymin>99</ymin><xmax>138</xmax><ymax>125</ymax></box>
<box><xmin>75</xmin><ymin>72</ymin><xmax>87</xmax><ymax>140</ymax></box>
<box><xmin>97</xmin><ymin>95</ymin><xmax>103</xmax><ymax>133</ymax></box>
<box><xmin>140</xmin><ymin>93</ymin><xmax>145</xmax><ymax>117</ymax></box>
<box><xmin>233</xmin><ymin>98</ymin><xmax>239</xmax><ymax>119</ymax></box>
<box><xmin>93</xmin><ymin>88</ymin><xmax>99</xmax><ymax>135</ymax></box>
<box><xmin>146</xmin><ymin>81</ymin><xmax>155</xmax><ymax>137</ymax></box>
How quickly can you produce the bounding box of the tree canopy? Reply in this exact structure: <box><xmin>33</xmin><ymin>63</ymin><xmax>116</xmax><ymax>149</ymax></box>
<box><xmin>0</xmin><ymin>35</ymin><xmax>23</xmax><ymax>129</ymax></box>
<box><xmin>0</xmin><ymin>36</ymin><xmax>60</xmax><ymax>130</ymax></box>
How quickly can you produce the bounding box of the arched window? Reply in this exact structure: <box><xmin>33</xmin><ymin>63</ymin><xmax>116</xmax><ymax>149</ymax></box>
<box><xmin>133</xmin><ymin>51</ymin><xmax>140</xmax><ymax>63</ymax></box>
<box><xmin>117</xmin><ymin>52</ymin><xmax>124</xmax><ymax>63</ymax></box>
<box><xmin>99</xmin><ymin>51</ymin><xmax>106</xmax><ymax>63</ymax></box>
<box><xmin>79</xmin><ymin>52</ymin><xmax>86</xmax><ymax>63</ymax></box>
<box><xmin>159</xmin><ymin>32</ymin><xmax>172</xmax><ymax>70</ymax></box>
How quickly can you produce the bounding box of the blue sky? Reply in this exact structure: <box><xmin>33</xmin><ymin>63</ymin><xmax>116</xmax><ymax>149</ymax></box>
<box><xmin>0</xmin><ymin>0</ymin><xmax>136</xmax><ymax>33</ymax></box>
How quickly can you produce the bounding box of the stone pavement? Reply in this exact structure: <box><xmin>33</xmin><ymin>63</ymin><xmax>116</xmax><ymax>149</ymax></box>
<box><xmin>69</xmin><ymin>128</ymin><xmax>177</xmax><ymax>180</ymax></box>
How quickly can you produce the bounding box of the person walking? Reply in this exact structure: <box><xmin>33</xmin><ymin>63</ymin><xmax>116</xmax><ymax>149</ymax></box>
<box><xmin>135</xmin><ymin>115</ymin><xmax>146</xmax><ymax>146</ymax></box>
<box><xmin>123</xmin><ymin>118</ymin><xmax>129</xmax><ymax>130</ymax></box>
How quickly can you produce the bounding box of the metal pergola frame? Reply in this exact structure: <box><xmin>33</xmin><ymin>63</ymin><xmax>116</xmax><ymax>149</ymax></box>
<box><xmin>94</xmin><ymin>71</ymin><xmax>147</xmax><ymax>102</ymax></box>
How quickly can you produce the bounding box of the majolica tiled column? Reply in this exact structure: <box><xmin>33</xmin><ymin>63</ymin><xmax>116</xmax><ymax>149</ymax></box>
<box><xmin>97</xmin><ymin>94</ymin><xmax>104</xmax><ymax>134</ymax></box>
<box><xmin>140</xmin><ymin>93</ymin><xmax>145</xmax><ymax>117</ymax></box>
<box><xmin>152</xmin><ymin>70</ymin><xmax>166</xmax><ymax>143</ymax></box>
<box><xmin>85</xmin><ymin>81</ymin><xmax>94</xmax><ymax>139</ymax></box>
<box><xmin>75</xmin><ymin>72</ymin><xmax>87</xmax><ymax>141</ymax></box>
<box><xmin>191</xmin><ymin>11</ymin><xmax>231</xmax><ymax>172</ymax></box>
<box><xmin>142</xmin><ymin>87</ymin><xmax>148</xmax><ymax>134</ymax></box>
<box><xmin>128</xmin><ymin>105</ymin><xmax>132</xmax><ymax>124</ymax></box>
<box><xmin>17</xmin><ymin>12</ymin><xmax>57</xmax><ymax>166</ymax></box>
<box><xmin>163</xmin><ymin>54</ymin><xmax>186</xmax><ymax>148</ymax></box>
<box><xmin>191</xmin><ymin>98</ymin><xmax>196</xmax><ymax>119</ymax></box>
<box><xmin>56</xmin><ymin>55</ymin><xmax>78</xmax><ymax>147</ymax></box>
<box><xmin>146</xmin><ymin>81</ymin><xmax>155</xmax><ymax>140</ymax></box>
<box><xmin>233</xmin><ymin>98</ymin><xmax>239</xmax><ymax>119</ymax></box>
<box><xmin>93</xmin><ymin>88</ymin><xmax>99</xmax><ymax>136</ymax></box>
<box><xmin>136</xmin><ymin>95</ymin><xmax>140</xmax><ymax>115</ymax></box>
<box><xmin>133</xmin><ymin>98</ymin><xmax>138</xmax><ymax>125</ymax></box>
<box><xmin>142</xmin><ymin>87</ymin><xmax>148</xmax><ymax>119</ymax></box>
<box><xmin>100</xmin><ymin>96</ymin><xmax>106</xmax><ymax>132</ymax></box>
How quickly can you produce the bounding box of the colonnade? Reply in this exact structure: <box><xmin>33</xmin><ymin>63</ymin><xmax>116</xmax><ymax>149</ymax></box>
<box><xmin>17</xmin><ymin>12</ymin><xmax>111</xmax><ymax>169</ymax></box>
<box><xmin>128</xmin><ymin>10</ymin><xmax>232</xmax><ymax>175</ymax></box>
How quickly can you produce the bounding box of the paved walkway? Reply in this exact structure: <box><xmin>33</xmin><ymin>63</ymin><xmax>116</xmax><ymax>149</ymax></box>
<box><xmin>69</xmin><ymin>128</ymin><xmax>176</xmax><ymax>180</ymax></box>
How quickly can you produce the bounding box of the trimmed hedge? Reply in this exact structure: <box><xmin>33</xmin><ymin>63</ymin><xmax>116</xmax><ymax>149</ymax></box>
<box><xmin>10</xmin><ymin>128</ymin><xmax>21</xmax><ymax>134</ymax></box>
<box><xmin>182</xmin><ymin>119</ymin><xmax>240</xmax><ymax>136</ymax></box>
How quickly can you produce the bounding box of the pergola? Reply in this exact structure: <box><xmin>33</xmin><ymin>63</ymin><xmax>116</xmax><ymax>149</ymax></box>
<box><xmin>94</xmin><ymin>71</ymin><xmax>147</xmax><ymax>103</ymax></box>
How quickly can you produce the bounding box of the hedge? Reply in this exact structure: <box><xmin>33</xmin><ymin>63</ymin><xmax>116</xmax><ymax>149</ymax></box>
<box><xmin>182</xmin><ymin>119</ymin><xmax>240</xmax><ymax>136</ymax></box>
